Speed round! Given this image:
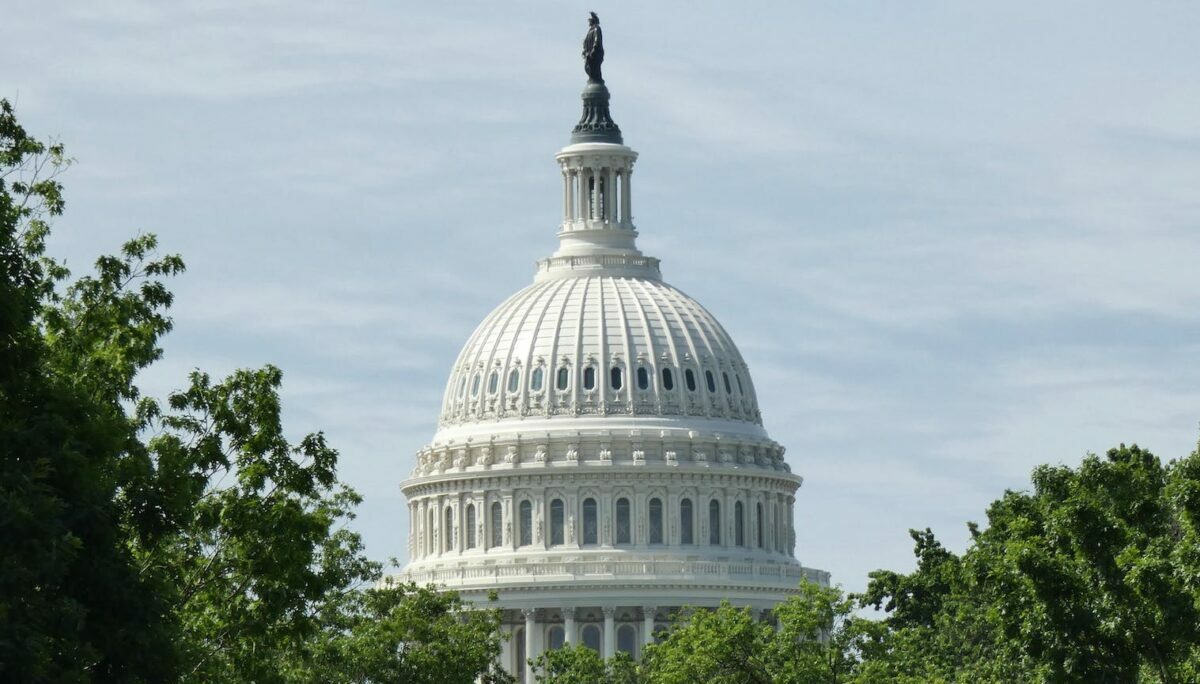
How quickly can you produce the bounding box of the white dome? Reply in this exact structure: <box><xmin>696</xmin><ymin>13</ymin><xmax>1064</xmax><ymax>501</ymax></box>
<box><xmin>397</xmin><ymin>70</ymin><xmax>826</xmax><ymax>678</ymax></box>
<box><xmin>438</xmin><ymin>275</ymin><xmax>763</xmax><ymax>434</ymax></box>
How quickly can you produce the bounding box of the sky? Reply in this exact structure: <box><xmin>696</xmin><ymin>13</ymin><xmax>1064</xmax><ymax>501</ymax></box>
<box><xmin>5</xmin><ymin>1</ymin><xmax>1200</xmax><ymax>594</ymax></box>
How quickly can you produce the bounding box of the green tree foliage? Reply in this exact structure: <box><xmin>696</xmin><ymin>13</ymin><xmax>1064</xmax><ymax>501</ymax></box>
<box><xmin>637</xmin><ymin>583</ymin><xmax>881</xmax><ymax>684</ymax></box>
<box><xmin>1</xmin><ymin>98</ymin><xmax>506</xmax><ymax>684</ymax></box>
<box><xmin>2</xmin><ymin>97</ymin><xmax>178</xmax><ymax>682</ymax></box>
<box><xmin>862</xmin><ymin>444</ymin><xmax>1200</xmax><ymax>683</ymax></box>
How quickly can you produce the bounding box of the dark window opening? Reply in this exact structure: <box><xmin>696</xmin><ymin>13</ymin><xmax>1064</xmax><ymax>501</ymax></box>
<box><xmin>685</xmin><ymin>369</ymin><xmax>697</xmax><ymax>392</ymax></box>
<box><xmin>637</xmin><ymin>367</ymin><xmax>649</xmax><ymax>390</ymax></box>
<box><xmin>662</xmin><ymin>368</ymin><xmax>675</xmax><ymax>390</ymax></box>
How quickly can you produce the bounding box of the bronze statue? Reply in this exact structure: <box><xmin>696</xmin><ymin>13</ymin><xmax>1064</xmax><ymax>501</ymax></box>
<box><xmin>583</xmin><ymin>12</ymin><xmax>604</xmax><ymax>83</ymax></box>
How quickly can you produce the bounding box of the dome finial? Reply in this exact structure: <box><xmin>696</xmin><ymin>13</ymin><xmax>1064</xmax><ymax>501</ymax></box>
<box><xmin>572</xmin><ymin>13</ymin><xmax>622</xmax><ymax>144</ymax></box>
<box><xmin>583</xmin><ymin>12</ymin><xmax>604</xmax><ymax>84</ymax></box>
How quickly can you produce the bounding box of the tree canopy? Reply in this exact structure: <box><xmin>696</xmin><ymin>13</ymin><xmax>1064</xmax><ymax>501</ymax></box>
<box><xmin>0</xmin><ymin>98</ymin><xmax>509</xmax><ymax>684</ymax></box>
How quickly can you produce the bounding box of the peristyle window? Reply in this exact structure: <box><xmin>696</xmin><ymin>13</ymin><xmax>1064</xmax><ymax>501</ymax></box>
<box><xmin>582</xmin><ymin>498</ymin><xmax>598</xmax><ymax>545</ymax></box>
<box><xmin>662</xmin><ymin>368</ymin><xmax>675</xmax><ymax>390</ymax></box>
<box><xmin>685</xmin><ymin>369</ymin><xmax>697</xmax><ymax>392</ymax></box>
<box><xmin>615</xmin><ymin>497</ymin><xmax>631</xmax><ymax>544</ymax></box>
<box><xmin>490</xmin><ymin>501</ymin><xmax>503</xmax><ymax>547</ymax></box>
<box><xmin>556</xmin><ymin>368</ymin><xmax>570</xmax><ymax>391</ymax></box>
<box><xmin>610</xmin><ymin>366</ymin><xmax>622</xmax><ymax>390</ymax></box>
<box><xmin>466</xmin><ymin>504</ymin><xmax>476</xmax><ymax>549</ymax></box>
<box><xmin>648</xmin><ymin>497</ymin><xmax>663</xmax><ymax>544</ymax></box>
<box><xmin>519</xmin><ymin>500</ymin><xmax>533</xmax><ymax>546</ymax></box>
<box><xmin>637</xmin><ymin>367</ymin><xmax>649</xmax><ymax>390</ymax></box>
<box><xmin>550</xmin><ymin>499</ymin><xmax>564</xmax><ymax>546</ymax></box>
<box><xmin>583</xmin><ymin>366</ymin><xmax>596</xmax><ymax>390</ymax></box>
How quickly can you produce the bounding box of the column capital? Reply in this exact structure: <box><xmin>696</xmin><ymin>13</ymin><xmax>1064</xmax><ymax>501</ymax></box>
<box><xmin>601</xmin><ymin>606</ymin><xmax>616</xmax><ymax>618</ymax></box>
<box><xmin>641</xmin><ymin>605</ymin><xmax>657</xmax><ymax>615</ymax></box>
<box><xmin>522</xmin><ymin>607</ymin><xmax>537</xmax><ymax>620</ymax></box>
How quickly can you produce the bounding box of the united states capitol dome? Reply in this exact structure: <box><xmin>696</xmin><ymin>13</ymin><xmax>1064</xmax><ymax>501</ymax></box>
<box><xmin>437</xmin><ymin>274</ymin><xmax>765</xmax><ymax>433</ymax></box>
<box><xmin>399</xmin><ymin>21</ymin><xmax>826</xmax><ymax>679</ymax></box>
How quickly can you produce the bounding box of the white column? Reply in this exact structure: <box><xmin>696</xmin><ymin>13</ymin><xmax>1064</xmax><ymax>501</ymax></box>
<box><xmin>500</xmin><ymin>624</ymin><xmax>512</xmax><ymax>676</ymax></box>
<box><xmin>622</xmin><ymin>168</ymin><xmax>632</xmax><ymax>223</ymax></box>
<box><xmin>642</xmin><ymin>606</ymin><xmax>656</xmax><ymax>646</ymax></box>
<box><xmin>562</xmin><ymin>169</ymin><xmax>571</xmax><ymax>224</ymax></box>
<box><xmin>602</xmin><ymin>607</ymin><xmax>616</xmax><ymax>659</ymax></box>
<box><xmin>523</xmin><ymin>608</ymin><xmax>537</xmax><ymax>683</ymax></box>
<box><xmin>563</xmin><ymin>607</ymin><xmax>576</xmax><ymax>645</ymax></box>
<box><xmin>605</xmin><ymin>167</ymin><xmax>616</xmax><ymax>223</ymax></box>
<box><xmin>578</xmin><ymin>169</ymin><xmax>588</xmax><ymax>221</ymax></box>
<box><xmin>591</xmin><ymin>169</ymin><xmax>601</xmax><ymax>221</ymax></box>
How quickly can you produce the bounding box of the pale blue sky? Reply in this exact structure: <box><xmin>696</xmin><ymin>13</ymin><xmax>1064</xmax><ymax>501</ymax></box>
<box><xmin>6</xmin><ymin>1</ymin><xmax>1200</xmax><ymax>592</ymax></box>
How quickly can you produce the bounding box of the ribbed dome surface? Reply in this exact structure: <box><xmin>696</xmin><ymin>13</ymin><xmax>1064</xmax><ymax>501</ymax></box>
<box><xmin>439</xmin><ymin>275</ymin><xmax>762</xmax><ymax>428</ymax></box>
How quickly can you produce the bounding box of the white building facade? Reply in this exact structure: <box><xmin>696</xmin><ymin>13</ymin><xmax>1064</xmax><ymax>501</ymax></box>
<box><xmin>399</xmin><ymin>73</ymin><xmax>828</xmax><ymax>682</ymax></box>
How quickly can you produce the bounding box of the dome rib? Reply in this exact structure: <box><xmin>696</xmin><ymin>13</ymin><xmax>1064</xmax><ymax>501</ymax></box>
<box><xmin>436</xmin><ymin>276</ymin><xmax>764</xmax><ymax>431</ymax></box>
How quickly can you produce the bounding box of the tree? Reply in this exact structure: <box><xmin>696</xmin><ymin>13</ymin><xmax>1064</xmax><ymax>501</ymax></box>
<box><xmin>1</xmin><ymin>97</ymin><xmax>509</xmax><ymax>683</ymax></box>
<box><xmin>2</xmin><ymin>97</ymin><xmax>178</xmax><ymax>682</ymax></box>
<box><xmin>861</xmin><ymin>444</ymin><xmax>1200</xmax><ymax>683</ymax></box>
<box><xmin>640</xmin><ymin>583</ymin><xmax>880</xmax><ymax>684</ymax></box>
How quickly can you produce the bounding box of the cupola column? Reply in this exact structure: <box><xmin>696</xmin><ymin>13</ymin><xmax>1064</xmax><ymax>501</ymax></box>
<box><xmin>562</xmin><ymin>169</ymin><xmax>572</xmax><ymax>223</ymax></box>
<box><xmin>621</xmin><ymin>168</ymin><xmax>632</xmax><ymax>223</ymax></box>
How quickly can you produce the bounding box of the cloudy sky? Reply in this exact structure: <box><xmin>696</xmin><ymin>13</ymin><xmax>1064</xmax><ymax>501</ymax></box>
<box><xmin>6</xmin><ymin>1</ymin><xmax>1199</xmax><ymax>592</ymax></box>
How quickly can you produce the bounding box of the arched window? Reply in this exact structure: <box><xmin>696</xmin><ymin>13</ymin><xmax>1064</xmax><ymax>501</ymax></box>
<box><xmin>662</xmin><ymin>367</ymin><xmax>675</xmax><ymax>390</ymax></box>
<box><xmin>519</xmin><ymin>500</ymin><xmax>533</xmax><ymax>546</ymax></box>
<box><xmin>637</xmin><ymin>367</ymin><xmax>649</xmax><ymax>390</ymax></box>
<box><xmin>457</xmin><ymin>376</ymin><xmax>467</xmax><ymax>398</ymax></box>
<box><xmin>680</xmin><ymin>498</ymin><xmax>694</xmax><ymax>545</ymax></box>
<box><xmin>617</xmin><ymin>624</ymin><xmax>637</xmax><ymax>656</ymax></box>
<box><xmin>582</xmin><ymin>624</ymin><xmax>601</xmax><ymax>652</ymax></box>
<box><xmin>515</xmin><ymin>628</ymin><xmax>526</xmax><ymax>682</ymax></box>
<box><xmin>548</xmin><ymin>625</ymin><xmax>565</xmax><ymax>650</ymax></box>
<box><xmin>471</xmin><ymin>373</ymin><xmax>481</xmax><ymax>396</ymax></box>
<box><xmin>466</xmin><ymin>504</ymin><xmax>476</xmax><ymax>549</ymax></box>
<box><xmin>444</xmin><ymin>507</ymin><xmax>454</xmax><ymax>552</ymax></box>
<box><xmin>556</xmin><ymin>367</ymin><xmax>570</xmax><ymax>391</ymax></box>
<box><xmin>610</xmin><ymin>366</ymin><xmax>623</xmax><ymax>390</ymax></box>
<box><xmin>582</xmin><ymin>498</ymin><xmax>598</xmax><ymax>545</ymax></box>
<box><xmin>648</xmin><ymin>497</ymin><xmax>663</xmax><ymax>544</ymax></box>
<box><xmin>735</xmin><ymin>501</ymin><xmax>745</xmax><ymax>547</ymax></box>
<box><xmin>531</xmin><ymin>367</ymin><xmax>544</xmax><ymax>391</ymax></box>
<box><xmin>507</xmin><ymin>369</ymin><xmax>520</xmax><ymax>392</ymax></box>
<box><xmin>583</xmin><ymin>366</ymin><xmax>596</xmax><ymax>390</ymax></box>
<box><xmin>709</xmin><ymin>500</ymin><xmax>721</xmax><ymax>545</ymax></box>
<box><xmin>488</xmin><ymin>370</ymin><xmax>499</xmax><ymax>394</ymax></box>
<box><xmin>705</xmin><ymin>370</ymin><xmax>716</xmax><ymax>393</ymax></box>
<box><xmin>550</xmin><ymin>499</ymin><xmax>565</xmax><ymax>546</ymax></box>
<box><xmin>723</xmin><ymin>372</ymin><xmax>732</xmax><ymax>394</ymax></box>
<box><xmin>685</xmin><ymin>369</ymin><xmax>697</xmax><ymax>392</ymax></box>
<box><xmin>615</xmin><ymin>497</ymin><xmax>631</xmax><ymax>544</ymax></box>
<box><xmin>756</xmin><ymin>502</ymin><xmax>764</xmax><ymax>548</ymax></box>
<box><xmin>490</xmin><ymin>501</ymin><xmax>502</xmax><ymax>547</ymax></box>
<box><xmin>736</xmin><ymin>374</ymin><xmax>744</xmax><ymax>395</ymax></box>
